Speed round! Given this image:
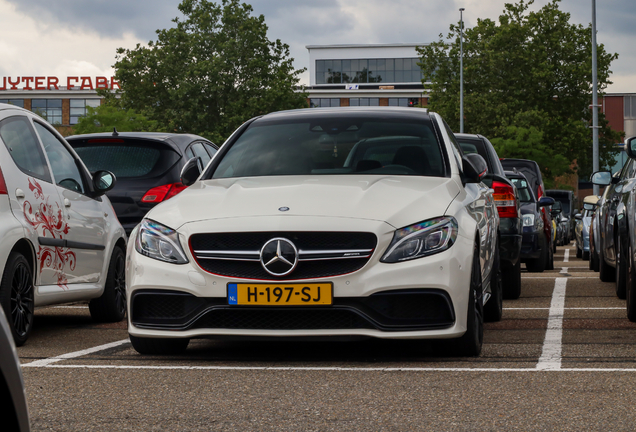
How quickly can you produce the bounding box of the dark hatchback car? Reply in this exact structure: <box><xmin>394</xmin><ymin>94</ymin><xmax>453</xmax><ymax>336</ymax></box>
<box><xmin>67</xmin><ymin>131</ymin><xmax>218</xmax><ymax>235</ymax></box>
<box><xmin>506</xmin><ymin>170</ymin><xmax>555</xmax><ymax>272</ymax></box>
<box><xmin>455</xmin><ymin>133</ymin><xmax>522</xmax><ymax>299</ymax></box>
<box><xmin>501</xmin><ymin>158</ymin><xmax>554</xmax><ymax>270</ymax></box>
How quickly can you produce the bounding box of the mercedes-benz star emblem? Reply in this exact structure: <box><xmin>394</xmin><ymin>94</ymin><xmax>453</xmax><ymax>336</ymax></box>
<box><xmin>260</xmin><ymin>237</ymin><xmax>298</xmax><ymax>276</ymax></box>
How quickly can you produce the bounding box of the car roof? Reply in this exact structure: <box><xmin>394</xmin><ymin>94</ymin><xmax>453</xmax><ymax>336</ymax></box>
<box><xmin>256</xmin><ymin>106</ymin><xmax>432</xmax><ymax>122</ymax></box>
<box><xmin>546</xmin><ymin>189</ymin><xmax>574</xmax><ymax>197</ymax></box>
<box><xmin>66</xmin><ymin>131</ymin><xmax>216</xmax><ymax>153</ymax></box>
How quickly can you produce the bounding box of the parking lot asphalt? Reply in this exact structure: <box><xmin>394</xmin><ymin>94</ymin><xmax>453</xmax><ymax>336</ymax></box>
<box><xmin>17</xmin><ymin>243</ymin><xmax>636</xmax><ymax>431</ymax></box>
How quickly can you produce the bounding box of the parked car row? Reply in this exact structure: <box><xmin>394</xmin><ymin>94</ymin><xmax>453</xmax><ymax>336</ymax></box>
<box><xmin>587</xmin><ymin>136</ymin><xmax>636</xmax><ymax>321</ymax></box>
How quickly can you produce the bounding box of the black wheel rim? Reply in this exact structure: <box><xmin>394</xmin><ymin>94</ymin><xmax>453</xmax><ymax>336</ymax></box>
<box><xmin>113</xmin><ymin>254</ymin><xmax>126</xmax><ymax>316</ymax></box>
<box><xmin>11</xmin><ymin>262</ymin><xmax>33</xmax><ymax>337</ymax></box>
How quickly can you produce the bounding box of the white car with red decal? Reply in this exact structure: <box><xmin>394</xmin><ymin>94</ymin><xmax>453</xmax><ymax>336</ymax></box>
<box><xmin>0</xmin><ymin>103</ymin><xmax>127</xmax><ymax>346</ymax></box>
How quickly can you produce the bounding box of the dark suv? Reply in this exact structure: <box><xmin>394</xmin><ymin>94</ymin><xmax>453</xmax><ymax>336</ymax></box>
<box><xmin>455</xmin><ymin>133</ymin><xmax>522</xmax><ymax>299</ymax></box>
<box><xmin>67</xmin><ymin>131</ymin><xmax>218</xmax><ymax>235</ymax></box>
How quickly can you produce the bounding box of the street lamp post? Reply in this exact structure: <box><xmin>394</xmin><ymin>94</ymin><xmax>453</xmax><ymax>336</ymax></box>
<box><xmin>591</xmin><ymin>0</ymin><xmax>599</xmax><ymax>196</ymax></box>
<box><xmin>459</xmin><ymin>8</ymin><xmax>465</xmax><ymax>133</ymax></box>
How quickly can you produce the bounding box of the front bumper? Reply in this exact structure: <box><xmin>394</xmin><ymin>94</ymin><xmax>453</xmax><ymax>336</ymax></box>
<box><xmin>126</xmin><ymin>216</ymin><xmax>475</xmax><ymax>340</ymax></box>
<box><xmin>520</xmin><ymin>230</ymin><xmax>542</xmax><ymax>260</ymax></box>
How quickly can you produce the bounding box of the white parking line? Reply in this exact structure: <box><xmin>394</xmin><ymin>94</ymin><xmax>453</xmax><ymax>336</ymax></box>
<box><xmin>564</xmin><ymin>249</ymin><xmax>570</xmax><ymax>262</ymax></box>
<box><xmin>536</xmin><ymin>277</ymin><xmax>567</xmax><ymax>370</ymax></box>
<box><xmin>21</xmin><ymin>364</ymin><xmax>636</xmax><ymax>372</ymax></box>
<box><xmin>23</xmin><ymin>339</ymin><xmax>130</xmax><ymax>367</ymax></box>
<box><xmin>560</xmin><ymin>267</ymin><xmax>569</xmax><ymax>274</ymax></box>
<box><xmin>504</xmin><ymin>307</ymin><xmax>623</xmax><ymax>310</ymax></box>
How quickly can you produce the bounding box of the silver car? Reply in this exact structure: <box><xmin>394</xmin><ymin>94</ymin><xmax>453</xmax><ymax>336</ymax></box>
<box><xmin>575</xmin><ymin>196</ymin><xmax>600</xmax><ymax>260</ymax></box>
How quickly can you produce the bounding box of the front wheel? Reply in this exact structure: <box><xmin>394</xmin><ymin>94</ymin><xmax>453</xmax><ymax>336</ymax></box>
<box><xmin>484</xmin><ymin>242</ymin><xmax>502</xmax><ymax>322</ymax></box>
<box><xmin>0</xmin><ymin>252</ymin><xmax>34</xmax><ymax>346</ymax></box>
<box><xmin>89</xmin><ymin>246</ymin><xmax>126</xmax><ymax>322</ymax></box>
<box><xmin>599</xmin><ymin>244</ymin><xmax>615</xmax><ymax>282</ymax></box>
<box><xmin>130</xmin><ymin>335</ymin><xmax>190</xmax><ymax>355</ymax></box>
<box><xmin>627</xmin><ymin>242</ymin><xmax>636</xmax><ymax>322</ymax></box>
<box><xmin>616</xmin><ymin>237</ymin><xmax>627</xmax><ymax>300</ymax></box>
<box><xmin>502</xmin><ymin>259</ymin><xmax>521</xmax><ymax>300</ymax></box>
<box><xmin>450</xmin><ymin>243</ymin><xmax>483</xmax><ymax>356</ymax></box>
<box><xmin>526</xmin><ymin>235</ymin><xmax>547</xmax><ymax>273</ymax></box>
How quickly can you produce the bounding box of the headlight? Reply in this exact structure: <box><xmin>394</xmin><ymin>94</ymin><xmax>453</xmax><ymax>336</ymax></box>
<box><xmin>381</xmin><ymin>216</ymin><xmax>458</xmax><ymax>263</ymax></box>
<box><xmin>135</xmin><ymin>219</ymin><xmax>189</xmax><ymax>264</ymax></box>
<box><xmin>522</xmin><ymin>214</ymin><xmax>535</xmax><ymax>227</ymax></box>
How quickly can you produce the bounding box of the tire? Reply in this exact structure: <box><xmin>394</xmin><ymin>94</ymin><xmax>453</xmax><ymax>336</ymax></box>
<box><xmin>89</xmin><ymin>246</ymin><xmax>127</xmax><ymax>322</ymax></box>
<box><xmin>615</xmin><ymin>236</ymin><xmax>627</xmax><ymax>300</ymax></box>
<box><xmin>546</xmin><ymin>241</ymin><xmax>555</xmax><ymax>270</ymax></box>
<box><xmin>0</xmin><ymin>252</ymin><xmax>34</xmax><ymax>346</ymax></box>
<box><xmin>599</xmin><ymin>244</ymin><xmax>615</xmax><ymax>282</ymax></box>
<box><xmin>627</xmin><ymin>242</ymin><xmax>636</xmax><ymax>322</ymax></box>
<box><xmin>502</xmin><ymin>259</ymin><xmax>521</xmax><ymax>300</ymax></box>
<box><xmin>526</xmin><ymin>235</ymin><xmax>547</xmax><ymax>273</ymax></box>
<box><xmin>130</xmin><ymin>335</ymin><xmax>190</xmax><ymax>355</ymax></box>
<box><xmin>591</xmin><ymin>250</ymin><xmax>600</xmax><ymax>272</ymax></box>
<box><xmin>576</xmin><ymin>244</ymin><xmax>582</xmax><ymax>258</ymax></box>
<box><xmin>582</xmin><ymin>250</ymin><xmax>590</xmax><ymax>261</ymax></box>
<box><xmin>450</xmin><ymin>243</ymin><xmax>484</xmax><ymax>356</ymax></box>
<box><xmin>484</xmin><ymin>242</ymin><xmax>502</xmax><ymax>322</ymax></box>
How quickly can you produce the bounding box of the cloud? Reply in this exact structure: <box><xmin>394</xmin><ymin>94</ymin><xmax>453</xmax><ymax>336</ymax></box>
<box><xmin>0</xmin><ymin>0</ymin><xmax>633</xmax><ymax>92</ymax></box>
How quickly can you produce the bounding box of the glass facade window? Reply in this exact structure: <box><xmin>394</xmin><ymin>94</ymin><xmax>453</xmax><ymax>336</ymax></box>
<box><xmin>625</xmin><ymin>96</ymin><xmax>636</xmax><ymax>119</ymax></box>
<box><xmin>0</xmin><ymin>99</ymin><xmax>25</xmax><ymax>108</ymax></box>
<box><xmin>388</xmin><ymin>98</ymin><xmax>409</xmax><ymax>107</ymax></box>
<box><xmin>349</xmin><ymin>98</ymin><xmax>380</xmax><ymax>106</ymax></box>
<box><xmin>31</xmin><ymin>99</ymin><xmax>63</xmax><ymax>125</ymax></box>
<box><xmin>316</xmin><ymin>58</ymin><xmax>423</xmax><ymax>85</ymax></box>
<box><xmin>310</xmin><ymin>98</ymin><xmax>341</xmax><ymax>108</ymax></box>
<box><xmin>70</xmin><ymin>99</ymin><xmax>101</xmax><ymax>125</ymax></box>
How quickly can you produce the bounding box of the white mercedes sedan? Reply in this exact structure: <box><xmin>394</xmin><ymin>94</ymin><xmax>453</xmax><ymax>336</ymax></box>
<box><xmin>126</xmin><ymin>107</ymin><xmax>500</xmax><ymax>356</ymax></box>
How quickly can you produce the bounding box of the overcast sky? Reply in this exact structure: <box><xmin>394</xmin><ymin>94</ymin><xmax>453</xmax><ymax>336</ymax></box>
<box><xmin>0</xmin><ymin>0</ymin><xmax>633</xmax><ymax>92</ymax></box>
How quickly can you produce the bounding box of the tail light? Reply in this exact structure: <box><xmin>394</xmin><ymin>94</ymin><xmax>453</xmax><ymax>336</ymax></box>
<box><xmin>536</xmin><ymin>184</ymin><xmax>544</xmax><ymax>199</ymax></box>
<box><xmin>492</xmin><ymin>180</ymin><xmax>518</xmax><ymax>218</ymax></box>
<box><xmin>0</xmin><ymin>165</ymin><xmax>7</xmax><ymax>195</ymax></box>
<box><xmin>141</xmin><ymin>183</ymin><xmax>188</xmax><ymax>203</ymax></box>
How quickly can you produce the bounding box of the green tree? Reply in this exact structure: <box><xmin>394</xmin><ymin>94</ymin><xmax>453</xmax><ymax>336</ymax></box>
<box><xmin>417</xmin><ymin>0</ymin><xmax>622</xmax><ymax>184</ymax></box>
<box><xmin>73</xmin><ymin>103</ymin><xmax>163</xmax><ymax>134</ymax></box>
<box><xmin>112</xmin><ymin>0</ymin><xmax>307</xmax><ymax>144</ymax></box>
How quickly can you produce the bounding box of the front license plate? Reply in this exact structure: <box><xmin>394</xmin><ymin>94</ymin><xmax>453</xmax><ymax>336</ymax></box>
<box><xmin>227</xmin><ymin>283</ymin><xmax>333</xmax><ymax>305</ymax></box>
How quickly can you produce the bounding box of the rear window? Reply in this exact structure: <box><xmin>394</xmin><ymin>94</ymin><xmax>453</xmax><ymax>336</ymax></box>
<box><xmin>70</xmin><ymin>141</ymin><xmax>181</xmax><ymax>179</ymax></box>
<box><xmin>457</xmin><ymin>138</ymin><xmax>490</xmax><ymax>168</ymax></box>
<box><xmin>508</xmin><ymin>177</ymin><xmax>534</xmax><ymax>202</ymax></box>
<box><xmin>211</xmin><ymin>116</ymin><xmax>446</xmax><ymax>179</ymax></box>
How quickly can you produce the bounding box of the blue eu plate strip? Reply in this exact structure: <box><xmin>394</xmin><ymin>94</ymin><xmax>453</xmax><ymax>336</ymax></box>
<box><xmin>228</xmin><ymin>283</ymin><xmax>238</xmax><ymax>305</ymax></box>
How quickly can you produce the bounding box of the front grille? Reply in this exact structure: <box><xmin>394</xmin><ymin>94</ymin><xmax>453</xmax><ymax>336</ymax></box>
<box><xmin>190</xmin><ymin>231</ymin><xmax>377</xmax><ymax>280</ymax></box>
<box><xmin>131</xmin><ymin>289</ymin><xmax>455</xmax><ymax>332</ymax></box>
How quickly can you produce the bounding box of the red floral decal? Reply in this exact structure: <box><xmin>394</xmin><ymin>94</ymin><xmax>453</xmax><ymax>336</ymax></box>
<box><xmin>23</xmin><ymin>178</ymin><xmax>76</xmax><ymax>290</ymax></box>
<box><xmin>28</xmin><ymin>177</ymin><xmax>44</xmax><ymax>199</ymax></box>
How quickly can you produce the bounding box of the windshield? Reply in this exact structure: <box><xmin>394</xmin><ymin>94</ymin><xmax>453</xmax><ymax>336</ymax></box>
<box><xmin>508</xmin><ymin>177</ymin><xmax>534</xmax><ymax>202</ymax></box>
<box><xmin>211</xmin><ymin>116</ymin><xmax>445</xmax><ymax>179</ymax></box>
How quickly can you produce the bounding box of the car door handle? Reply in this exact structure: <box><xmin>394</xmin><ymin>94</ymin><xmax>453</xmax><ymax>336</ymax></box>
<box><xmin>64</xmin><ymin>198</ymin><xmax>71</xmax><ymax>208</ymax></box>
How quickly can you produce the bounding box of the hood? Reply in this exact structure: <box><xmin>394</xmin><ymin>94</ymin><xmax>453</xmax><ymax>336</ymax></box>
<box><xmin>148</xmin><ymin>175</ymin><xmax>461</xmax><ymax>230</ymax></box>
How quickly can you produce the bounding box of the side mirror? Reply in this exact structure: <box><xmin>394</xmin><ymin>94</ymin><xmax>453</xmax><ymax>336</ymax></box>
<box><xmin>625</xmin><ymin>136</ymin><xmax>636</xmax><ymax>159</ymax></box>
<box><xmin>462</xmin><ymin>153</ymin><xmax>488</xmax><ymax>183</ymax></box>
<box><xmin>575</xmin><ymin>213</ymin><xmax>583</xmax><ymax>220</ymax></box>
<box><xmin>591</xmin><ymin>171</ymin><xmax>612</xmax><ymax>186</ymax></box>
<box><xmin>92</xmin><ymin>170</ymin><xmax>116</xmax><ymax>196</ymax></box>
<box><xmin>180</xmin><ymin>157</ymin><xmax>202</xmax><ymax>186</ymax></box>
<box><xmin>538</xmin><ymin>196</ymin><xmax>555</xmax><ymax>207</ymax></box>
